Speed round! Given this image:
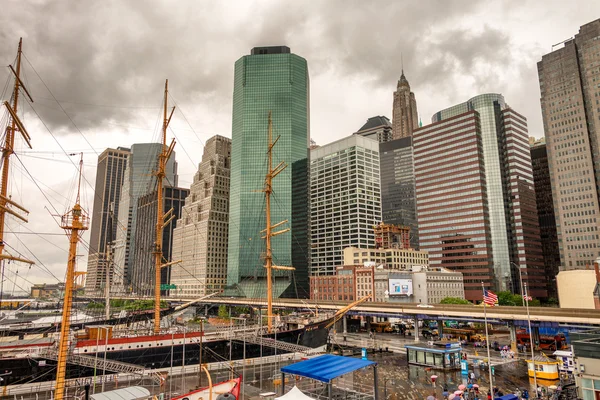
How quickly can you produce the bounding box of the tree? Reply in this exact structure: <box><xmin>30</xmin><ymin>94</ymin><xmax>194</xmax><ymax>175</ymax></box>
<box><xmin>497</xmin><ymin>291</ymin><xmax>541</xmax><ymax>307</ymax></box>
<box><xmin>218</xmin><ymin>305</ymin><xmax>229</xmax><ymax>319</ymax></box>
<box><xmin>440</xmin><ymin>297</ymin><xmax>470</xmax><ymax>305</ymax></box>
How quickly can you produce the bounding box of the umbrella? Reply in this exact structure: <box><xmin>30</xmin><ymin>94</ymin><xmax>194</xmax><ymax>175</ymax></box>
<box><xmin>427</xmin><ymin>396</ymin><xmax>435</xmax><ymax>400</ymax></box>
<box><xmin>449</xmin><ymin>394</ymin><xmax>456</xmax><ymax>400</ymax></box>
<box><xmin>431</xmin><ymin>375</ymin><xmax>438</xmax><ymax>380</ymax></box>
<box><xmin>455</xmin><ymin>390</ymin><xmax>464</xmax><ymax>395</ymax></box>
<box><xmin>459</xmin><ymin>384</ymin><xmax>466</xmax><ymax>390</ymax></box>
<box><xmin>473</xmin><ymin>384</ymin><xmax>480</xmax><ymax>389</ymax></box>
<box><xmin>467</xmin><ymin>384</ymin><xmax>473</xmax><ymax>389</ymax></box>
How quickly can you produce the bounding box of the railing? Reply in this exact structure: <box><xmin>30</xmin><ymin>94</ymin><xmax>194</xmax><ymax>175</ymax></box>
<box><xmin>39</xmin><ymin>348</ymin><xmax>145</xmax><ymax>376</ymax></box>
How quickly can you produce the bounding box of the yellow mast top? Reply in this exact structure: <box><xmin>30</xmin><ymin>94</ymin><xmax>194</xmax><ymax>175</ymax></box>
<box><xmin>153</xmin><ymin>79</ymin><xmax>176</xmax><ymax>335</ymax></box>
<box><xmin>55</xmin><ymin>154</ymin><xmax>89</xmax><ymax>400</ymax></box>
<box><xmin>0</xmin><ymin>38</ymin><xmax>34</xmax><ymax>266</ymax></box>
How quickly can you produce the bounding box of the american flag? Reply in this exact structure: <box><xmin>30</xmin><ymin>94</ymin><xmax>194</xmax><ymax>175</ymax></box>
<box><xmin>523</xmin><ymin>294</ymin><xmax>533</xmax><ymax>301</ymax></box>
<box><xmin>483</xmin><ymin>289</ymin><xmax>498</xmax><ymax>306</ymax></box>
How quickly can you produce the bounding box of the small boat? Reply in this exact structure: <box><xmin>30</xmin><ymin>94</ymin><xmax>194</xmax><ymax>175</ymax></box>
<box><xmin>172</xmin><ymin>377</ymin><xmax>241</xmax><ymax>400</ymax></box>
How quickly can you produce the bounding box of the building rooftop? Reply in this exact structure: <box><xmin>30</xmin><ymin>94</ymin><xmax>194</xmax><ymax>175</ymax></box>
<box><xmin>356</xmin><ymin>116</ymin><xmax>392</xmax><ymax>132</ymax></box>
<box><xmin>251</xmin><ymin>46</ymin><xmax>291</xmax><ymax>55</ymax></box>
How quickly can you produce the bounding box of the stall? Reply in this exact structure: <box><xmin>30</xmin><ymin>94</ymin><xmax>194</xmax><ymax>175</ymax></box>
<box><xmin>405</xmin><ymin>344</ymin><xmax>462</xmax><ymax>370</ymax></box>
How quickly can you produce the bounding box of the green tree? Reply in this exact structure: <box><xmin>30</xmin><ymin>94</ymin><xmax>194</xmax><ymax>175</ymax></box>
<box><xmin>218</xmin><ymin>305</ymin><xmax>229</xmax><ymax>319</ymax></box>
<box><xmin>440</xmin><ymin>297</ymin><xmax>471</xmax><ymax>305</ymax></box>
<box><xmin>497</xmin><ymin>291</ymin><xmax>541</xmax><ymax>307</ymax></box>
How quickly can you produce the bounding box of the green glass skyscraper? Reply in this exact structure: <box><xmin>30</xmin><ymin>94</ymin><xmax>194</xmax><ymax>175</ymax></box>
<box><xmin>227</xmin><ymin>46</ymin><xmax>310</xmax><ymax>299</ymax></box>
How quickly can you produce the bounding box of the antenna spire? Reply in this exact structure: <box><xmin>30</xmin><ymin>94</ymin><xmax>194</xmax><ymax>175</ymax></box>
<box><xmin>401</xmin><ymin>52</ymin><xmax>404</xmax><ymax>76</ymax></box>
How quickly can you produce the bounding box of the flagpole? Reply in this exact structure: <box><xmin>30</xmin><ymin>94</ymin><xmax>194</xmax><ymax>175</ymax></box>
<box><xmin>524</xmin><ymin>282</ymin><xmax>538</xmax><ymax>395</ymax></box>
<box><xmin>482</xmin><ymin>282</ymin><xmax>494</xmax><ymax>397</ymax></box>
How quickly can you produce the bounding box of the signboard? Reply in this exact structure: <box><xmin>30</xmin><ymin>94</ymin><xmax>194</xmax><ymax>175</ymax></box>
<box><xmin>160</xmin><ymin>284</ymin><xmax>177</xmax><ymax>290</ymax></box>
<box><xmin>388</xmin><ymin>279</ymin><xmax>413</xmax><ymax>296</ymax></box>
<box><xmin>361</xmin><ymin>348</ymin><xmax>367</xmax><ymax>360</ymax></box>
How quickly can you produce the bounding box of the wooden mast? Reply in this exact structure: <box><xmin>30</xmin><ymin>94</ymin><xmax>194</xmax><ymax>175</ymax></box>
<box><xmin>0</xmin><ymin>38</ymin><xmax>34</xmax><ymax>267</ymax></box>
<box><xmin>263</xmin><ymin>112</ymin><xmax>294</xmax><ymax>332</ymax></box>
<box><xmin>55</xmin><ymin>154</ymin><xmax>89</xmax><ymax>400</ymax></box>
<box><xmin>154</xmin><ymin>79</ymin><xmax>176</xmax><ymax>335</ymax></box>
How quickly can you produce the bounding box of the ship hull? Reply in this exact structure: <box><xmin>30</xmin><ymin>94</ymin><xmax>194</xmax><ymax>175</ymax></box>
<box><xmin>1</xmin><ymin>320</ymin><xmax>330</xmax><ymax>386</ymax></box>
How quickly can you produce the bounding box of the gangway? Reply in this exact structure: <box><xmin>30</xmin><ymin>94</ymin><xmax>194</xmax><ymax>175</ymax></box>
<box><xmin>236</xmin><ymin>333</ymin><xmax>324</xmax><ymax>355</ymax></box>
<box><xmin>39</xmin><ymin>348</ymin><xmax>145</xmax><ymax>376</ymax></box>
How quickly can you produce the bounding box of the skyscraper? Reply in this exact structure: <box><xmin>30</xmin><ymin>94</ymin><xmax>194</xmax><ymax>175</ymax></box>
<box><xmin>129</xmin><ymin>186</ymin><xmax>189</xmax><ymax>296</ymax></box>
<box><xmin>538</xmin><ymin>19</ymin><xmax>600</xmax><ymax>270</ymax></box>
<box><xmin>227</xmin><ymin>46</ymin><xmax>310</xmax><ymax>298</ymax></box>
<box><xmin>392</xmin><ymin>71</ymin><xmax>419</xmax><ymax>139</ymax></box>
<box><xmin>414</xmin><ymin>94</ymin><xmax>546</xmax><ymax>300</ymax></box>
<box><xmin>171</xmin><ymin>135</ymin><xmax>231</xmax><ymax>298</ymax></box>
<box><xmin>113</xmin><ymin>143</ymin><xmax>178</xmax><ymax>291</ymax></box>
<box><xmin>531</xmin><ymin>138</ymin><xmax>560</xmax><ymax>298</ymax></box>
<box><xmin>85</xmin><ymin>147</ymin><xmax>130</xmax><ymax>295</ymax></box>
<box><xmin>310</xmin><ymin>135</ymin><xmax>382</xmax><ymax>276</ymax></box>
<box><xmin>355</xmin><ymin>116</ymin><xmax>393</xmax><ymax>143</ymax></box>
<box><xmin>379</xmin><ymin>136</ymin><xmax>419</xmax><ymax>249</ymax></box>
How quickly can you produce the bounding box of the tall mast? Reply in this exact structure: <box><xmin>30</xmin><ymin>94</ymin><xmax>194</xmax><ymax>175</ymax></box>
<box><xmin>154</xmin><ymin>79</ymin><xmax>176</xmax><ymax>334</ymax></box>
<box><xmin>55</xmin><ymin>154</ymin><xmax>89</xmax><ymax>400</ymax></box>
<box><xmin>263</xmin><ymin>112</ymin><xmax>293</xmax><ymax>332</ymax></box>
<box><xmin>0</xmin><ymin>38</ymin><xmax>34</xmax><ymax>268</ymax></box>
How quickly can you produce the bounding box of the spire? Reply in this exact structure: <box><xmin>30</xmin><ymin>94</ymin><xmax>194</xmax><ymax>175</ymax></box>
<box><xmin>401</xmin><ymin>52</ymin><xmax>404</xmax><ymax>76</ymax></box>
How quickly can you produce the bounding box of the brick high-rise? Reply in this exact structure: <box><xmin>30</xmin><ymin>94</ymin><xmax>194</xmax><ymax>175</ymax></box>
<box><xmin>538</xmin><ymin>19</ymin><xmax>600</xmax><ymax>270</ymax></box>
<box><xmin>392</xmin><ymin>71</ymin><xmax>419</xmax><ymax>139</ymax></box>
<box><xmin>414</xmin><ymin>94</ymin><xmax>546</xmax><ymax>300</ymax></box>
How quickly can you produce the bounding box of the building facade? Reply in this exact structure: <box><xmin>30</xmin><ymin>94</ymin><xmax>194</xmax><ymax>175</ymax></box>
<box><xmin>557</xmin><ymin>269</ymin><xmax>597</xmax><ymax>309</ymax></box>
<box><xmin>170</xmin><ymin>135</ymin><xmax>231</xmax><ymax>298</ymax></box>
<box><xmin>227</xmin><ymin>46</ymin><xmax>310</xmax><ymax>298</ymax></box>
<box><xmin>379</xmin><ymin>137</ymin><xmax>419</xmax><ymax>249</ymax></box>
<box><xmin>392</xmin><ymin>71</ymin><xmax>419</xmax><ymax>139</ymax></box>
<box><xmin>310</xmin><ymin>135</ymin><xmax>382</xmax><ymax>276</ymax></box>
<box><xmin>343</xmin><ymin>246</ymin><xmax>428</xmax><ymax>270</ymax></box>
<box><xmin>129</xmin><ymin>186</ymin><xmax>189</xmax><ymax>296</ymax></box>
<box><xmin>537</xmin><ymin>19</ymin><xmax>600</xmax><ymax>270</ymax></box>
<box><xmin>355</xmin><ymin>116</ymin><xmax>393</xmax><ymax>143</ymax></box>
<box><xmin>113</xmin><ymin>143</ymin><xmax>178</xmax><ymax>291</ymax></box>
<box><xmin>85</xmin><ymin>147</ymin><xmax>130</xmax><ymax>295</ymax></box>
<box><xmin>311</xmin><ymin>264</ymin><xmax>464</xmax><ymax>305</ymax></box>
<box><xmin>415</xmin><ymin>94</ymin><xmax>546</xmax><ymax>300</ymax></box>
<box><xmin>531</xmin><ymin>139</ymin><xmax>561</xmax><ymax>298</ymax></box>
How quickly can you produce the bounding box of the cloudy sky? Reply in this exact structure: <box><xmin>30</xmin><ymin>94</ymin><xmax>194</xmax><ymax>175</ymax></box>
<box><xmin>0</xmin><ymin>0</ymin><xmax>598</xmax><ymax>293</ymax></box>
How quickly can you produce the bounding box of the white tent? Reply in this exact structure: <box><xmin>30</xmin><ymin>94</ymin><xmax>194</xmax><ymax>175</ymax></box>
<box><xmin>276</xmin><ymin>386</ymin><xmax>316</xmax><ymax>400</ymax></box>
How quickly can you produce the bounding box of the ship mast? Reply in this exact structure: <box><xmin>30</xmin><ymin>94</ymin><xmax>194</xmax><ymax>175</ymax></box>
<box><xmin>0</xmin><ymin>38</ymin><xmax>34</xmax><ymax>269</ymax></box>
<box><xmin>55</xmin><ymin>154</ymin><xmax>89</xmax><ymax>400</ymax></box>
<box><xmin>153</xmin><ymin>79</ymin><xmax>176</xmax><ymax>335</ymax></box>
<box><xmin>263</xmin><ymin>112</ymin><xmax>294</xmax><ymax>332</ymax></box>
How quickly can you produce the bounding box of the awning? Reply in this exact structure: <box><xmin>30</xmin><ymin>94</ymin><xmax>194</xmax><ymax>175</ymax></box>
<box><xmin>281</xmin><ymin>354</ymin><xmax>376</xmax><ymax>383</ymax></box>
<box><xmin>495</xmin><ymin>395</ymin><xmax>518</xmax><ymax>400</ymax></box>
<box><xmin>90</xmin><ymin>386</ymin><xmax>150</xmax><ymax>400</ymax></box>
<box><xmin>276</xmin><ymin>386</ymin><xmax>317</xmax><ymax>400</ymax></box>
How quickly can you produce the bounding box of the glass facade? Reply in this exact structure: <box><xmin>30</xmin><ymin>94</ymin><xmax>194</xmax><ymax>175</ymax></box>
<box><xmin>227</xmin><ymin>47</ymin><xmax>309</xmax><ymax>298</ymax></box>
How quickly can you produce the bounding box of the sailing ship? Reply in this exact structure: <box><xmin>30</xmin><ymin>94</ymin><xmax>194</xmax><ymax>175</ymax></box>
<box><xmin>0</xmin><ymin>69</ymin><xmax>356</xmax><ymax>396</ymax></box>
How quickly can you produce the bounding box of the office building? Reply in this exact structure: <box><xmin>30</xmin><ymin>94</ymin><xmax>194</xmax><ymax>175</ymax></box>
<box><xmin>557</xmin><ymin>269</ymin><xmax>597</xmax><ymax>309</ymax></box>
<box><xmin>392</xmin><ymin>71</ymin><xmax>419</xmax><ymax>139</ymax></box>
<box><xmin>537</xmin><ymin>19</ymin><xmax>600</xmax><ymax>270</ymax></box>
<box><xmin>113</xmin><ymin>143</ymin><xmax>178</xmax><ymax>291</ymax></box>
<box><xmin>170</xmin><ymin>135</ymin><xmax>231</xmax><ymax>298</ymax></box>
<box><xmin>414</xmin><ymin>94</ymin><xmax>546</xmax><ymax>300</ymax></box>
<box><xmin>227</xmin><ymin>46</ymin><xmax>310</xmax><ymax>298</ymax></box>
<box><xmin>354</xmin><ymin>116</ymin><xmax>393</xmax><ymax>143</ymax></box>
<box><xmin>85</xmin><ymin>147</ymin><xmax>130</xmax><ymax>295</ymax></box>
<box><xmin>343</xmin><ymin>246</ymin><xmax>428</xmax><ymax>270</ymax></box>
<box><xmin>129</xmin><ymin>186</ymin><xmax>189</xmax><ymax>296</ymax></box>
<box><xmin>379</xmin><ymin>137</ymin><xmax>419</xmax><ymax>248</ymax></box>
<box><xmin>310</xmin><ymin>135</ymin><xmax>382</xmax><ymax>276</ymax></box>
<box><xmin>531</xmin><ymin>138</ymin><xmax>561</xmax><ymax>297</ymax></box>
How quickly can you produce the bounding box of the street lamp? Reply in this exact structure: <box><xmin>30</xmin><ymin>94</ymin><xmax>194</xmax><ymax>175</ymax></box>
<box><xmin>510</xmin><ymin>262</ymin><xmax>525</xmax><ymax>306</ymax></box>
<box><xmin>230</xmin><ymin>316</ymin><xmax>247</xmax><ymax>400</ymax></box>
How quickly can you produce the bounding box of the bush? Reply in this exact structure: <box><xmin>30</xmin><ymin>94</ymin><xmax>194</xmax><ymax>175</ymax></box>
<box><xmin>440</xmin><ymin>297</ymin><xmax>471</xmax><ymax>305</ymax></box>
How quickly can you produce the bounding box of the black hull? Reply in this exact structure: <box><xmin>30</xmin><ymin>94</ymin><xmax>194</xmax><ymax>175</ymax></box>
<box><xmin>1</xmin><ymin>318</ymin><xmax>331</xmax><ymax>386</ymax></box>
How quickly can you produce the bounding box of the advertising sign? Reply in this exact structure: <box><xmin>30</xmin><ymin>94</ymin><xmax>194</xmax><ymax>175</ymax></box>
<box><xmin>388</xmin><ymin>279</ymin><xmax>413</xmax><ymax>296</ymax></box>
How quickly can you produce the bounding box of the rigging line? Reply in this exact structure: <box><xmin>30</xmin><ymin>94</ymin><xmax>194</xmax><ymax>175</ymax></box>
<box><xmin>7</xmin><ymin>221</ymin><xmax>68</xmax><ymax>253</ymax></box>
<box><xmin>22</xmin><ymin>53</ymin><xmax>99</xmax><ymax>156</ymax></box>
<box><xmin>12</xmin><ymin>152</ymin><xmax>62</xmax><ymax>216</ymax></box>
<box><xmin>32</xmin><ymin>96</ymin><xmax>161</xmax><ymax>109</ymax></box>
<box><xmin>19</xmin><ymin>153</ymin><xmax>97</xmax><ymax>167</ymax></box>
<box><xmin>11</xmin><ymin>161</ymin><xmax>79</xmax><ymax>206</ymax></box>
<box><xmin>6</xmin><ymin>234</ymin><xmax>62</xmax><ymax>283</ymax></box>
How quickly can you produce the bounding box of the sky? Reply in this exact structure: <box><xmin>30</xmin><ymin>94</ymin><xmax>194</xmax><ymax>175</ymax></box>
<box><xmin>0</xmin><ymin>0</ymin><xmax>599</xmax><ymax>293</ymax></box>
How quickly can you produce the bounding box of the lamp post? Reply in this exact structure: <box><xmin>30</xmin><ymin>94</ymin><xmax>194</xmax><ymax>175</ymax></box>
<box><xmin>510</xmin><ymin>261</ymin><xmax>525</xmax><ymax>306</ymax></box>
<box><xmin>524</xmin><ymin>282</ymin><xmax>538</xmax><ymax>396</ymax></box>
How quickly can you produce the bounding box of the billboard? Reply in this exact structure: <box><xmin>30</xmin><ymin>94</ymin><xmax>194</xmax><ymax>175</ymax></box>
<box><xmin>388</xmin><ymin>279</ymin><xmax>413</xmax><ymax>296</ymax></box>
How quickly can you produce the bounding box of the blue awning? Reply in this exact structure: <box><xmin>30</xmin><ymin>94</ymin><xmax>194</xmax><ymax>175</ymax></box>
<box><xmin>495</xmin><ymin>395</ymin><xmax>518</xmax><ymax>400</ymax></box>
<box><xmin>281</xmin><ymin>354</ymin><xmax>377</xmax><ymax>383</ymax></box>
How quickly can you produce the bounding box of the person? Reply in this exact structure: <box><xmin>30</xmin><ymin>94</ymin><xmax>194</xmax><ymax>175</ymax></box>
<box><xmin>443</xmin><ymin>384</ymin><xmax>449</xmax><ymax>399</ymax></box>
<box><xmin>470</xmin><ymin>371</ymin><xmax>476</xmax><ymax>382</ymax></box>
<box><xmin>487</xmin><ymin>392</ymin><xmax>492</xmax><ymax>400</ymax></box>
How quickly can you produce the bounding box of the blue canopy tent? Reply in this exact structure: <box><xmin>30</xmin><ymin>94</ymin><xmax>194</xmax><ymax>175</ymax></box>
<box><xmin>495</xmin><ymin>395</ymin><xmax>518</xmax><ymax>400</ymax></box>
<box><xmin>280</xmin><ymin>355</ymin><xmax>378</xmax><ymax>400</ymax></box>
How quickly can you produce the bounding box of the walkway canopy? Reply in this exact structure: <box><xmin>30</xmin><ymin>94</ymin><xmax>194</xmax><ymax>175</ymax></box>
<box><xmin>90</xmin><ymin>386</ymin><xmax>150</xmax><ymax>400</ymax></box>
<box><xmin>276</xmin><ymin>386</ymin><xmax>317</xmax><ymax>400</ymax></box>
<box><xmin>281</xmin><ymin>354</ymin><xmax>377</xmax><ymax>383</ymax></box>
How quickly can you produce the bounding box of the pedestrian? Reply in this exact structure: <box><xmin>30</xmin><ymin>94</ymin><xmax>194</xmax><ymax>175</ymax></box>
<box><xmin>443</xmin><ymin>384</ymin><xmax>449</xmax><ymax>399</ymax></box>
<box><xmin>487</xmin><ymin>392</ymin><xmax>492</xmax><ymax>400</ymax></box>
<box><xmin>470</xmin><ymin>371</ymin><xmax>475</xmax><ymax>382</ymax></box>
